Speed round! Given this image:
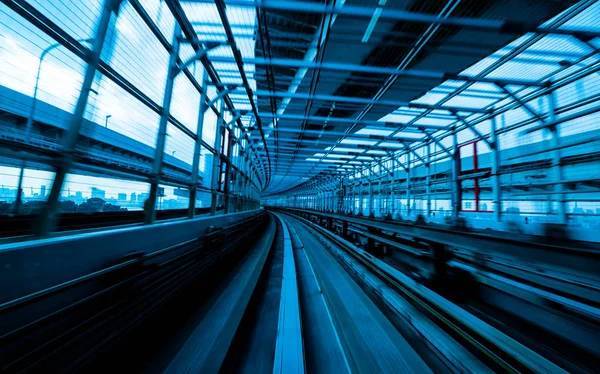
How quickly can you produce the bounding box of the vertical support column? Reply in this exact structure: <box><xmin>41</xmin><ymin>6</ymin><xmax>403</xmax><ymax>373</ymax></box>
<box><xmin>548</xmin><ymin>91</ymin><xmax>567</xmax><ymax>224</ymax></box>
<box><xmin>321</xmin><ymin>192</ymin><xmax>324</xmax><ymax>211</ymax></box>
<box><xmin>355</xmin><ymin>178</ymin><xmax>359</xmax><ymax>213</ymax></box>
<box><xmin>390</xmin><ymin>161</ymin><xmax>395</xmax><ymax>216</ymax></box>
<box><xmin>211</xmin><ymin>100</ymin><xmax>225</xmax><ymax>215</ymax></box>
<box><xmin>426</xmin><ymin>142</ymin><xmax>432</xmax><ymax>217</ymax></box>
<box><xmin>230</xmin><ymin>142</ymin><xmax>237</xmax><ymax>213</ymax></box>
<box><xmin>490</xmin><ymin>115</ymin><xmax>502</xmax><ymax>222</ymax></box>
<box><xmin>451</xmin><ymin>127</ymin><xmax>461</xmax><ymax>218</ymax></box>
<box><xmin>223</xmin><ymin>129</ymin><xmax>233</xmax><ymax>214</ymax></box>
<box><xmin>246</xmin><ymin>158</ymin><xmax>252</xmax><ymax>210</ymax></box>
<box><xmin>39</xmin><ymin>0</ymin><xmax>122</xmax><ymax>235</ymax></box>
<box><xmin>146</xmin><ymin>23</ymin><xmax>182</xmax><ymax>224</ymax></box>
<box><xmin>473</xmin><ymin>141</ymin><xmax>480</xmax><ymax>211</ymax></box>
<box><xmin>188</xmin><ymin>70</ymin><xmax>208</xmax><ymax>218</ymax></box>
<box><xmin>241</xmin><ymin>155</ymin><xmax>247</xmax><ymax>211</ymax></box>
<box><xmin>358</xmin><ymin>172</ymin><xmax>363</xmax><ymax>214</ymax></box>
<box><xmin>368</xmin><ymin>169</ymin><xmax>373</xmax><ymax>216</ymax></box>
<box><xmin>378</xmin><ymin>178</ymin><xmax>383</xmax><ymax>216</ymax></box>
<box><xmin>241</xmin><ymin>153</ymin><xmax>248</xmax><ymax>211</ymax></box>
<box><xmin>406</xmin><ymin>153</ymin><xmax>411</xmax><ymax>217</ymax></box>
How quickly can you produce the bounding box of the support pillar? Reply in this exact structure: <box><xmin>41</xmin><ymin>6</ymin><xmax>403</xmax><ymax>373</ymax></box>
<box><xmin>406</xmin><ymin>153</ymin><xmax>411</xmax><ymax>217</ymax></box>
<box><xmin>548</xmin><ymin>91</ymin><xmax>567</xmax><ymax>224</ymax></box>
<box><xmin>39</xmin><ymin>0</ymin><xmax>122</xmax><ymax>235</ymax></box>
<box><xmin>358</xmin><ymin>172</ymin><xmax>363</xmax><ymax>215</ymax></box>
<box><xmin>390</xmin><ymin>162</ymin><xmax>395</xmax><ymax>216</ymax></box>
<box><xmin>188</xmin><ymin>70</ymin><xmax>209</xmax><ymax>218</ymax></box>
<box><xmin>378</xmin><ymin>178</ymin><xmax>383</xmax><ymax>217</ymax></box>
<box><xmin>368</xmin><ymin>170</ymin><xmax>373</xmax><ymax>216</ymax></box>
<box><xmin>211</xmin><ymin>100</ymin><xmax>225</xmax><ymax>215</ymax></box>
<box><xmin>146</xmin><ymin>24</ymin><xmax>182</xmax><ymax>224</ymax></box>
<box><xmin>426</xmin><ymin>142</ymin><xmax>432</xmax><ymax>217</ymax></box>
<box><xmin>223</xmin><ymin>132</ymin><xmax>233</xmax><ymax>214</ymax></box>
<box><xmin>451</xmin><ymin>127</ymin><xmax>461</xmax><ymax>218</ymax></box>
<box><xmin>490</xmin><ymin>115</ymin><xmax>502</xmax><ymax>222</ymax></box>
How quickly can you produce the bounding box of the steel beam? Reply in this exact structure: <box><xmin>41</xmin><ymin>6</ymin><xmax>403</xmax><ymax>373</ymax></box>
<box><xmin>223</xmin><ymin>130</ymin><xmax>233</xmax><ymax>214</ymax></box>
<box><xmin>490</xmin><ymin>115</ymin><xmax>502</xmax><ymax>222</ymax></box>
<box><xmin>386</xmin><ymin>151</ymin><xmax>409</xmax><ymax>173</ymax></box>
<box><xmin>452</xmin><ymin>112</ymin><xmax>492</xmax><ymax>148</ymax></box>
<box><xmin>214</xmin><ymin>0</ymin><xmax>271</xmax><ymax>185</ymax></box>
<box><xmin>451</xmin><ymin>128</ymin><xmax>460</xmax><ymax>218</ymax></box>
<box><xmin>390</xmin><ymin>160</ymin><xmax>395</xmax><ymax>215</ymax></box>
<box><xmin>188</xmin><ymin>69</ymin><xmax>209</xmax><ymax>218</ymax></box>
<box><xmin>523</xmin><ymin>103</ymin><xmax>600</xmax><ymax>134</ymax></box>
<box><xmin>39</xmin><ymin>0</ymin><xmax>122</xmax><ymax>236</ymax></box>
<box><xmin>252</xmin><ymin>90</ymin><xmax>490</xmax><ymax>114</ymax></box>
<box><xmin>258</xmin><ymin>113</ymin><xmax>445</xmax><ymax>131</ymax></box>
<box><xmin>211</xmin><ymin>100</ymin><xmax>225</xmax><ymax>215</ymax></box>
<box><xmin>406</xmin><ymin>153</ymin><xmax>411</xmax><ymax>217</ymax></box>
<box><xmin>368</xmin><ymin>166</ymin><xmax>374</xmax><ymax>215</ymax></box>
<box><xmin>267</xmin><ymin>127</ymin><xmax>419</xmax><ymax>142</ymax></box>
<box><xmin>499</xmin><ymin>85</ymin><xmax>546</xmax><ymax>124</ymax></box>
<box><xmin>165</xmin><ymin>0</ymin><xmax>270</xmax><ymax>187</ymax></box>
<box><xmin>403</xmin><ymin>143</ymin><xmax>427</xmax><ymax>166</ymax></box>
<box><xmin>146</xmin><ymin>24</ymin><xmax>182</xmax><ymax>224</ymax></box>
<box><xmin>181</xmin><ymin>0</ymin><xmax>600</xmax><ymax>39</ymax></box>
<box><xmin>547</xmin><ymin>92</ymin><xmax>567</xmax><ymax>224</ymax></box>
<box><xmin>426</xmin><ymin>143</ymin><xmax>431</xmax><ymax>217</ymax></box>
<box><xmin>424</xmin><ymin>132</ymin><xmax>453</xmax><ymax>157</ymax></box>
<box><xmin>211</xmin><ymin>56</ymin><xmax>547</xmax><ymax>87</ymax></box>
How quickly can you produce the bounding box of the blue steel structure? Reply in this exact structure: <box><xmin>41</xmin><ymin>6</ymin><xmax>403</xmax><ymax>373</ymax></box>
<box><xmin>1</xmin><ymin>0</ymin><xmax>600</xmax><ymax>372</ymax></box>
<box><xmin>0</xmin><ymin>0</ymin><xmax>598</xmax><ymax>234</ymax></box>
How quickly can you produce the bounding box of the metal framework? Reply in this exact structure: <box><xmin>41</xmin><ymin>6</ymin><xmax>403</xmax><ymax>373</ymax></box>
<box><xmin>1</xmin><ymin>0</ymin><xmax>599</xmax><ymax>234</ymax></box>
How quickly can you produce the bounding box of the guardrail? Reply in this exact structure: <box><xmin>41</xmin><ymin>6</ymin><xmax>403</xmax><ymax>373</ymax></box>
<box><xmin>0</xmin><ymin>209</ymin><xmax>264</xmax><ymax>304</ymax></box>
<box><xmin>271</xmin><ymin>213</ymin><xmax>305</xmax><ymax>374</ymax></box>
<box><xmin>286</xmin><ymin>211</ymin><xmax>568</xmax><ymax>373</ymax></box>
<box><xmin>272</xmin><ymin>208</ymin><xmax>600</xmax><ymax>284</ymax></box>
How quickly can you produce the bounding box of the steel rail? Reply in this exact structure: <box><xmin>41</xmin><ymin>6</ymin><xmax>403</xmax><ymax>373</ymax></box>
<box><xmin>283</xmin><ymin>210</ymin><xmax>568</xmax><ymax>373</ymax></box>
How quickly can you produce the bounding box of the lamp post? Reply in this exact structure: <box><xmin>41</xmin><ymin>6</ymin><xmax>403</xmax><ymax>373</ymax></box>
<box><xmin>14</xmin><ymin>38</ymin><xmax>94</xmax><ymax>214</ymax></box>
<box><xmin>105</xmin><ymin>114</ymin><xmax>112</xmax><ymax>128</ymax></box>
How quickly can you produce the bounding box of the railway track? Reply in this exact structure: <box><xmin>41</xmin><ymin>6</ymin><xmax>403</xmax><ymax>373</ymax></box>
<box><xmin>152</xmin><ymin>211</ymin><xmax>591</xmax><ymax>373</ymax></box>
<box><xmin>3</xmin><ymin>210</ymin><xmax>598</xmax><ymax>372</ymax></box>
<box><xmin>278</xmin><ymin>210</ymin><xmax>600</xmax><ymax>373</ymax></box>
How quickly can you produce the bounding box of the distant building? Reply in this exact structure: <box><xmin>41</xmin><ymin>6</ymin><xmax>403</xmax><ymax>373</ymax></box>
<box><xmin>40</xmin><ymin>185</ymin><xmax>46</xmax><ymax>198</ymax></box>
<box><xmin>138</xmin><ymin>192</ymin><xmax>149</xmax><ymax>202</ymax></box>
<box><xmin>0</xmin><ymin>186</ymin><xmax>16</xmax><ymax>200</ymax></box>
<box><xmin>130</xmin><ymin>192</ymin><xmax>136</xmax><ymax>202</ymax></box>
<box><xmin>174</xmin><ymin>188</ymin><xmax>189</xmax><ymax>198</ymax></box>
<box><xmin>76</xmin><ymin>191</ymin><xmax>83</xmax><ymax>200</ymax></box>
<box><xmin>118</xmin><ymin>193</ymin><xmax>127</xmax><ymax>201</ymax></box>
<box><xmin>91</xmin><ymin>187</ymin><xmax>106</xmax><ymax>199</ymax></box>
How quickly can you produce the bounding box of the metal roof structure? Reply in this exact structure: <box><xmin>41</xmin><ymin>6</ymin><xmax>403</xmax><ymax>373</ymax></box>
<box><xmin>168</xmin><ymin>0</ymin><xmax>597</xmax><ymax>195</ymax></box>
<box><xmin>1</xmin><ymin>0</ymin><xmax>600</xmax><ymax>234</ymax></box>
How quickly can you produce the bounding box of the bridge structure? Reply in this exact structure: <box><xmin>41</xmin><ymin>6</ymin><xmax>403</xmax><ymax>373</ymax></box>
<box><xmin>1</xmin><ymin>0</ymin><xmax>600</xmax><ymax>372</ymax></box>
